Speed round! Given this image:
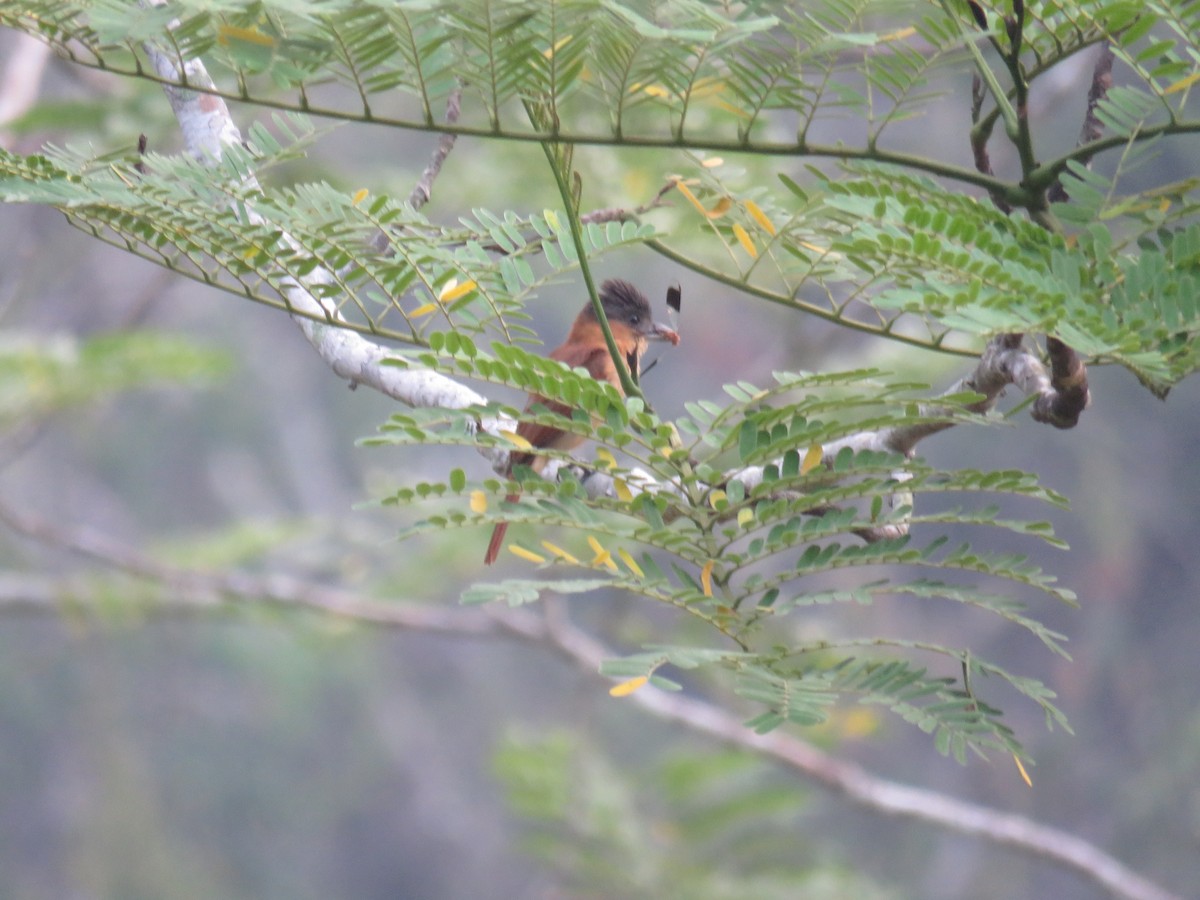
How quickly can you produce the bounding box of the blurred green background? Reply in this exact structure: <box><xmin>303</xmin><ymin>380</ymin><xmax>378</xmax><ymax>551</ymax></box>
<box><xmin>0</xmin><ymin>30</ymin><xmax>1196</xmax><ymax>900</ymax></box>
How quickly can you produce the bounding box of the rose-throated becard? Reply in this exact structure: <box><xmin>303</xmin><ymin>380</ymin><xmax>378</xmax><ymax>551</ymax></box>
<box><xmin>484</xmin><ymin>279</ymin><xmax>680</xmax><ymax>565</ymax></box>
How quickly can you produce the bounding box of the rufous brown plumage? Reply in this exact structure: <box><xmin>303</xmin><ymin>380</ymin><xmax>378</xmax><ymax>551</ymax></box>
<box><xmin>484</xmin><ymin>279</ymin><xmax>679</xmax><ymax>564</ymax></box>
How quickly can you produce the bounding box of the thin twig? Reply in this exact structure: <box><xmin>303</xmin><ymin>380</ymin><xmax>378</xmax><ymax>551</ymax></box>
<box><xmin>0</xmin><ymin>500</ymin><xmax>516</xmax><ymax>636</ymax></box>
<box><xmin>368</xmin><ymin>85</ymin><xmax>464</xmax><ymax>256</ymax></box>
<box><xmin>1047</xmin><ymin>42</ymin><xmax>1115</xmax><ymax>203</ymax></box>
<box><xmin>408</xmin><ymin>86</ymin><xmax>462</xmax><ymax>211</ymax></box>
<box><xmin>969</xmin><ymin>73</ymin><xmax>1013</xmax><ymax>213</ymax></box>
<box><xmin>458</xmin><ymin>181</ymin><xmax>674</xmax><ymax>257</ymax></box>
<box><xmin>579</xmin><ymin>179</ymin><xmax>677</xmax><ymax>225</ymax></box>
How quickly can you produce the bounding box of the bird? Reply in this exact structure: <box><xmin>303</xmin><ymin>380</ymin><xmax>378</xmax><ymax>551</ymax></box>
<box><xmin>484</xmin><ymin>279</ymin><xmax>680</xmax><ymax>565</ymax></box>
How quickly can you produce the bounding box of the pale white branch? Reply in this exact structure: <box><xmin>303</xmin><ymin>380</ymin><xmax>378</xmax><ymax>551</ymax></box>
<box><xmin>140</xmin><ymin>40</ymin><xmax>513</xmax><ymax>466</ymax></box>
<box><xmin>728</xmin><ymin>334</ymin><xmax>1065</xmax><ymax>496</ymax></box>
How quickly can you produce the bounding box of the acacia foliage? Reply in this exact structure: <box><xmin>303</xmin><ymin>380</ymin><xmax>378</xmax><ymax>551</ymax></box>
<box><xmin>2</xmin><ymin>0</ymin><xmax>1198</xmax><ymax>758</ymax></box>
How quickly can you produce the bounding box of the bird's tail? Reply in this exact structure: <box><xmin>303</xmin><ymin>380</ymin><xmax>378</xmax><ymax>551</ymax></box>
<box><xmin>483</xmin><ymin>493</ymin><xmax>521</xmax><ymax>564</ymax></box>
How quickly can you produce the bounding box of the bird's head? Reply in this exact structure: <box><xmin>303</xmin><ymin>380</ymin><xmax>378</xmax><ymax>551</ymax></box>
<box><xmin>593</xmin><ymin>279</ymin><xmax>681</xmax><ymax>345</ymax></box>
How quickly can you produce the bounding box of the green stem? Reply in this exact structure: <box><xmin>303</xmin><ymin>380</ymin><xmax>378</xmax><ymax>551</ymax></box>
<box><xmin>59</xmin><ymin>62</ymin><xmax>1027</xmax><ymax>197</ymax></box>
<box><xmin>646</xmin><ymin>239</ymin><xmax>980</xmax><ymax>358</ymax></box>
<box><xmin>999</xmin><ymin>3</ymin><xmax>1041</xmax><ymax>202</ymax></box>
<box><xmin>1029</xmin><ymin>119</ymin><xmax>1200</xmax><ymax>190</ymax></box>
<box><xmin>539</xmin><ymin>140</ymin><xmax>644</xmax><ymax>400</ymax></box>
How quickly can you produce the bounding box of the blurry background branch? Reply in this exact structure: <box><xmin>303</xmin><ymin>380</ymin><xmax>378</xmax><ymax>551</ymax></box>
<box><xmin>0</xmin><ymin>498</ymin><xmax>1178</xmax><ymax>900</ymax></box>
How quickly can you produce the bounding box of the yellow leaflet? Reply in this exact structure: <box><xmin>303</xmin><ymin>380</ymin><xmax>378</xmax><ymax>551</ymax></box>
<box><xmin>110</xmin><ymin>164</ymin><xmax>135</xmax><ymax>188</ymax></box>
<box><xmin>744</xmin><ymin>199</ymin><xmax>777</xmax><ymax>236</ymax></box>
<box><xmin>714</xmin><ymin>99</ymin><xmax>753</xmax><ymax>119</ymax></box>
<box><xmin>1013</xmin><ymin>754</ymin><xmax>1033</xmax><ymax>788</ymax></box>
<box><xmin>880</xmin><ymin>26</ymin><xmax>917</xmax><ymax>42</ymax></box>
<box><xmin>840</xmin><ymin>708</ymin><xmax>879</xmax><ymax>738</ymax></box>
<box><xmin>801</xmin><ymin>444</ymin><xmax>824</xmax><ymax>475</ymax></box>
<box><xmin>217</xmin><ymin>25</ymin><xmax>275</xmax><ymax>47</ymax></box>
<box><xmin>700</xmin><ymin>560</ymin><xmax>714</xmax><ymax>597</ymax></box>
<box><xmin>732</xmin><ymin>223</ymin><xmax>758</xmax><ymax>258</ymax></box>
<box><xmin>690</xmin><ymin>76</ymin><xmax>725</xmax><ymax>99</ymax></box>
<box><xmin>674</xmin><ymin>180</ymin><xmax>708</xmax><ymax>217</ymax></box>
<box><xmin>609</xmin><ymin>675</ymin><xmax>648</xmax><ymax>697</ymax></box>
<box><xmin>438</xmin><ymin>278</ymin><xmax>477</xmax><ymax>303</ymax></box>
<box><xmin>595</xmin><ymin>447</ymin><xmax>617</xmax><ymax>469</ymax></box>
<box><xmin>410</xmin><ymin>302</ymin><xmax>438</xmax><ymax>318</ymax></box>
<box><xmin>1159</xmin><ymin>197</ymin><xmax>1172</xmax><ymax>213</ymax></box>
<box><xmin>541</xmin><ymin>540</ymin><xmax>580</xmax><ymax>565</ymax></box>
<box><xmin>705</xmin><ymin>197</ymin><xmax>733</xmax><ymax>219</ymax></box>
<box><xmin>469</xmin><ymin>491</ymin><xmax>487</xmax><ymax>514</ymax></box>
<box><xmin>509</xmin><ymin>545</ymin><xmax>546</xmax><ymax>564</ymax></box>
<box><xmin>1164</xmin><ymin>70</ymin><xmax>1200</xmax><ymax>95</ymax></box>
<box><xmin>543</xmin><ymin>35</ymin><xmax>573</xmax><ymax>58</ymax></box>
<box><xmin>643</xmin><ymin>84</ymin><xmax>671</xmax><ymax>99</ymax></box>
<box><xmin>544</xmin><ymin>209</ymin><xmax>560</xmax><ymax>231</ymax></box>
<box><xmin>701</xmin><ymin>157</ymin><xmax>724</xmax><ymax>168</ymax></box>
<box><xmin>587</xmin><ymin>535</ymin><xmax>618</xmax><ymax>572</ymax></box>
<box><xmin>499</xmin><ymin>431</ymin><xmax>533</xmax><ymax>451</ymax></box>
<box><xmin>614</xmin><ymin>478</ymin><xmax>633</xmax><ymax>502</ymax></box>
<box><xmin>708</xmin><ymin>489</ymin><xmax>727</xmax><ymax>509</ymax></box>
<box><xmin>618</xmin><ymin>548</ymin><xmax>644</xmax><ymax>578</ymax></box>
<box><xmin>351</xmin><ymin>188</ymin><xmax>369</xmax><ymax>206</ymax></box>
<box><xmin>737</xmin><ymin>508</ymin><xmax>754</xmax><ymax>527</ymax></box>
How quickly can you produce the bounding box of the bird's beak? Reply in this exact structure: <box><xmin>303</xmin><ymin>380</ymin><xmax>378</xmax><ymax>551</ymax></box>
<box><xmin>644</xmin><ymin>320</ymin><xmax>681</xmax><ymax>346</ymax></box>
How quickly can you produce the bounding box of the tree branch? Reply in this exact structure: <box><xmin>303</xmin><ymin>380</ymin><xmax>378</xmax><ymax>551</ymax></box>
<box><xmin>723</xmin><ymin>333</ymin><xmax>1087</xmax><ymax>499</ymax></box>
<box><xmin>1046</xmin><ymin>42</ymin><xmax>1116</xmax><ymax>204</ymax></box>
<box><xmin>368</xmin><ymin>83</ymin><xmax>464</xmax><ymax>255</ymax></box>
<box><xmin>0</xmin><ymin>501</ymin><xmax>1178</xmax><ymax>900</ymax></box>
<box><xmin>407</xmin><ymin>87</ymin><xmax>462</xmax><ymax>212</ymax></box>
<box><xmin>537</xmin><ymin>609</ymin><xmax>1178</xmax><ymax>900</ymax></box>
<box><xmin>140</xmin><ymin>36</ymin><xmax>513</xmax><ymax>468</ymax></box>
<box><xmin>0</xmin><ymin>499</ymin><xmax>526</xmax><ymax>637</ymax></box>
<box><xmin>962</xmin><ymin>26</ymin><xmax>1095</xmax><ymax>426</ymax></box>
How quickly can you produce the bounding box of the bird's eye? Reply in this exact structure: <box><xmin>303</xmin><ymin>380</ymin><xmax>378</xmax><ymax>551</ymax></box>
<box><xmin>629</xmin><ymin>314</ymin><xmax>640</xmax><ymax>325</ymax></box>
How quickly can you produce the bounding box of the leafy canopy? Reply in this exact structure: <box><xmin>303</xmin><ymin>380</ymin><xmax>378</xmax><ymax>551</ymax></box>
<box><xmin>2</xmin><ymin>0</ymin><xmax>1198</xmax><ymax>385</ymax></box>
<box><xmin>2</xmin><ymin>0</ymin><xmax>1199</xmax><ymax>759</ymax></box>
